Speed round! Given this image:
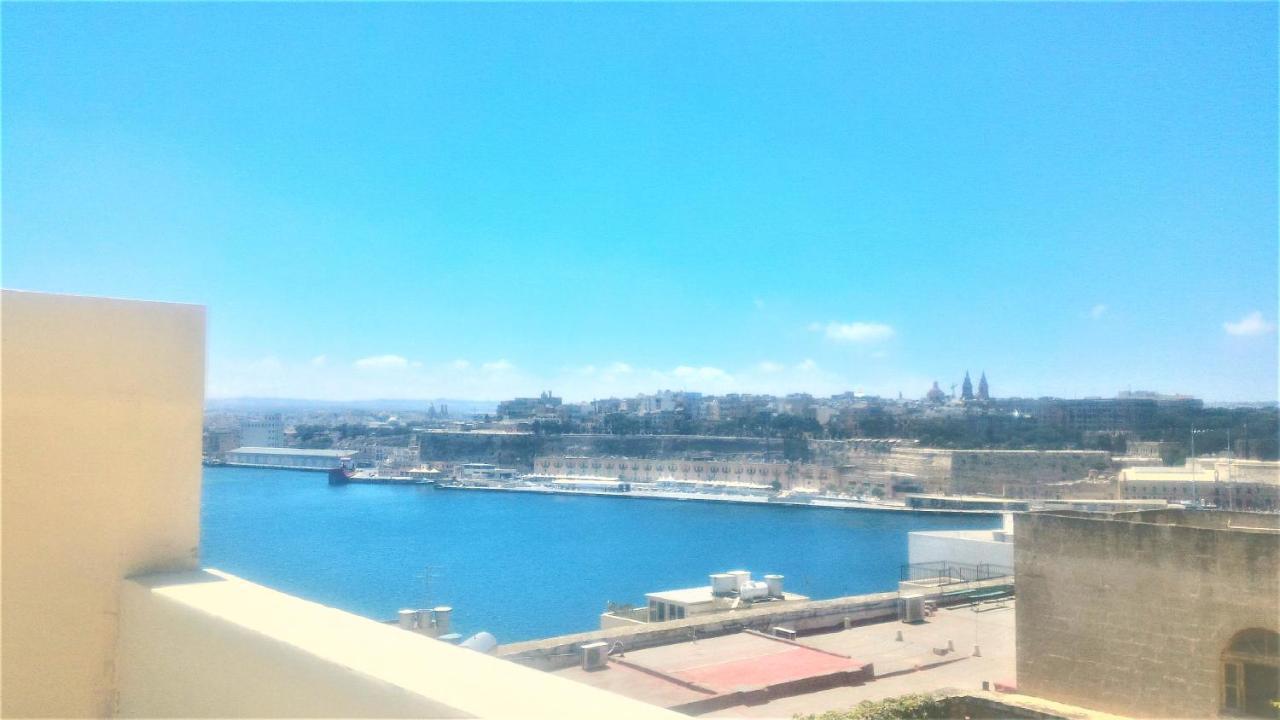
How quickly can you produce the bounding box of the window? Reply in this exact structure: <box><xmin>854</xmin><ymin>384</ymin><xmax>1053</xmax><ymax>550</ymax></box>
<box><xmin>1222</xmin><ymin>629</ymin><xmax>1280</xmax><ymax>717</ymax></box>
<box><xmin>1224</xmin><ymin>662</ymin><xmax>1241</xmax><ymax>711</ymax></box>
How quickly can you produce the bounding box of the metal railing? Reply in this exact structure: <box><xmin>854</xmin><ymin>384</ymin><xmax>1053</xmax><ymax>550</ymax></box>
<box><xmin>900</xmin><ymin>561</ymin><xmax>1014</xmax><ymax>585</ymax></box>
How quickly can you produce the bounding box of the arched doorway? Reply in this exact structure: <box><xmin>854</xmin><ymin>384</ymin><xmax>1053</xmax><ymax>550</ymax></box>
<box><xmin>1222</xmin><ymin>628</ymin><xmax>1280</xmax><ymax>717</ymax></box>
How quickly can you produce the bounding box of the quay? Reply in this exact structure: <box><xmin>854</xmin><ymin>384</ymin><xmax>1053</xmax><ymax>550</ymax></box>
<box><xmin>432</xmin><ymin>482</ymin><xmax>1005</xmax><ymax>516</ymax></box>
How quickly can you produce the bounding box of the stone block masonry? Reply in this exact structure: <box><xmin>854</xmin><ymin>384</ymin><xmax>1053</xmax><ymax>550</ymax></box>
<box><xmin>1014</xmin><ymin>510</ymin><xmax>1279</xmax><ymax>718</ymax></box>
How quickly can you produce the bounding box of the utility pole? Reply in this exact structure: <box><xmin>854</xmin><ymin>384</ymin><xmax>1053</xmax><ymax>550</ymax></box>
<box><xmin>1226</xmin><ymin>427</ymin><xmax>1233</xmax><ymax>511</ymax></box>
<box><xmin>1189</xmin><ymin>428</ymin><xmax>1210</xmax><ymax>508</ymax></box>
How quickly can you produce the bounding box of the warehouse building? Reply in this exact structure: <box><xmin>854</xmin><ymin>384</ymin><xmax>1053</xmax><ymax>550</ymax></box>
<box><xmin>223</xmin><ymin>447</ymin><xmax>353</xmax><ymax>471</ymax></box>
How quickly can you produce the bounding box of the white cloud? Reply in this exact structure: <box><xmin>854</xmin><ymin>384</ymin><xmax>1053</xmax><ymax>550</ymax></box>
<box><xmin>607</xmin><ymin>362</ymin><xmax>634</xmax><ymax>375</ymax></box>
<box><xmin>353</xmin><ymin>354</ymin><xmax>411</xmax><ymax>370</ymax></box>
<box><xmin>451</xmin><ymin>359</ymin><xmax>471</xmax><ymax>369</ymax></box>
<box><xmin>1090</xmin><ymin>304</ymin><xmax>1108</xmax><ymax>319</ymax></box>
<box><xmin>757</xmin><ymin>361</ymin><xmax>784</xmax><ymax>373</ymax></box>
<box><xmin>812</xmin><ymin>321</ymin><xmax>895</xmax><ymax>343</ymax></box>
<box><xmin>482</xmin><ymin>359</ymin><xmax>514</xmax><ymax>372</ymax></box>
<box><xmin>672</xmin><ymin>365</ymin><xmax>730</xmax><ymax>381</ymax></box>
<box><xmin>1224</xmin><ymin>311</ymin><xmax>1276</xmax><ymax>336</ymax></box>
<box><xmin>310</xmin><ymin>355</ymin><xmax>328</xmax><ymax>367</ymax></box>
<box><xmin>795</xmin><ymin>358</ymin><xmax>818</xmax><ymax>372</ymax></box>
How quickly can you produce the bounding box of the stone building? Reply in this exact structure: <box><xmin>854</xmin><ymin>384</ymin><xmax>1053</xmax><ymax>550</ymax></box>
<box><xmin>239</xmin><ymin>413</ymin><xmax>283</xmax><ymax>447</ymax></box>
<box><xmin>534</xmin><ymin>455</ymin><xmax>837</xmax><ymax>491</ymax></box>
<box><xmin>1015</xmin><ymin>509</ymin><xmax>1280</xmax><ymax>718</ymax></box>
<box><xmin>1118</xmin><ymin>461</ymin><xmax>1279</xmax><ymax>511</ymax></box>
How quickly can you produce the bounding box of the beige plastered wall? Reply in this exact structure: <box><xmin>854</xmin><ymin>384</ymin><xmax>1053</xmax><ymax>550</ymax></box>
<box><xmin>2</xmin><ymin>290</ymin><xmax>205</xmax><ymax>717</ymax></box>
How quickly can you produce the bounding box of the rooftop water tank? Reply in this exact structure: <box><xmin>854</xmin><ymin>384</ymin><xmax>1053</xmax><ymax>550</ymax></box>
<box><xmin>397</xmin><ymin>609</ymin><xmax>417</xmax><ymax>630</ymax></box>
<box><xmin>710</xmin><ymin>573</ymin><xmax>737</xmax><ymax>596</ymax></box>
<box><xmin>764</xmin><ymin>574</ymin><xmax>784</xmax><ymax>598</ymax></box>
<box><xmin>739</xmin><ymin>580</ymin><xmax>770</xmax><ymax>601</ymax></box>
<box><xmin>432</xmin><ymin>606</ymin><xmax>453</xmax><ymax>635</ymax></box>
<box><xmin>728</xmin><ymin>570</ymin><xmax>751</xmax><ymax>590</ymax></box>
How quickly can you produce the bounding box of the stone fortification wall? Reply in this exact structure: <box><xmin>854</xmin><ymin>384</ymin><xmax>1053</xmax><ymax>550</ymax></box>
<box><xmin>421</xmin><ymin>432</ymin><xmax>1118</xmax><ymax>493</ymax></box>
<box><xmin>950</xmin><ymin>451</ymin><xmax>1111</xmax><ymax>495</ymax></box>
<box><xmin>1015</xmin><ymin>511</ymin><xmax>1280</xmax><ymax>718</ymax></box>
<box><xmin>810</xmin><ymin>441</ymin><xmax>953</xmax><ymax>494</ymax></box>
<box><xmin>420</xmin><ymin>433</ymin><xmax>779</xmax><ymax>470</ymax></box>
<box><xmin>419</xmin><ymin>431</ymin><xmax>539</xmax><ymax>468</ymax></box>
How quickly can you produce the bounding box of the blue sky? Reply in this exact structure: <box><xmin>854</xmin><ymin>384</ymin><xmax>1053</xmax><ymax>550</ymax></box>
<box><xmin>4</xmin><ymin>2</ymin><xmax>1276</xmax><ymax>402</ymax></box>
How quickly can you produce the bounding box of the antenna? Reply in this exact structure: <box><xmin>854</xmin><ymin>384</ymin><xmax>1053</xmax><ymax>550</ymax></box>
<box><xmin>416</xmin><ymin>564</ymin><xmax>442</xmax><ymax>608</ymax></box>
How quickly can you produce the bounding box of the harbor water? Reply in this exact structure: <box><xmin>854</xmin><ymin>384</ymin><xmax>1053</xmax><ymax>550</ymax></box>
<box><xmin>201</xmin><ymin>466</ymin><xmax>1000</xmax><ymax>643</ymax></box>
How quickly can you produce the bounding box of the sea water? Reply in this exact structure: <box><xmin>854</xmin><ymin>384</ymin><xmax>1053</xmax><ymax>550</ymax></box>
<box><xmin>201</xmin><ymin>466</ymin><xmax>999</xmax><ymax>643</ymax></box>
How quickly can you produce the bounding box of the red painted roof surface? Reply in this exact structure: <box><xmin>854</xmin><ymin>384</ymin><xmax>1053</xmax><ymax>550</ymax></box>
<box><xmin>675</xmin><ymin>646</ymin><xmax>864</xmax><ymax>692</ymax></box>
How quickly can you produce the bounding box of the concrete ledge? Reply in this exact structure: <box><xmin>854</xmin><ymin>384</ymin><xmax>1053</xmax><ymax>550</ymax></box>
<box><xmin>117</xmin><ymin>569</ymin><xmax>680</xmax><ymax>718</ymax></box>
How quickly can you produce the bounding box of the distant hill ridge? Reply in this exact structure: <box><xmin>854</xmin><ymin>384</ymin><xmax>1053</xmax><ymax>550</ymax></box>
<box><xmin>205</xmin><ymin>397</ymin><xmax>498</xmax><ymax>414</ymax></box>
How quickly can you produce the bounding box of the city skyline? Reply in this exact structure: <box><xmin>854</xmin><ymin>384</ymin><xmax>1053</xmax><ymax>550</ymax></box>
<box><xmin>4</xmin><ymin>3</ymin><xmax>1276</xmax><ymax>402</ymax></box>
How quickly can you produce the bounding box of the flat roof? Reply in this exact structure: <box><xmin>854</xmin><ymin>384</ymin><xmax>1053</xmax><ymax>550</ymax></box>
<box><xmin>228</xmin><ymin>447</ymin><xmax>351</xmax><ymax>457</ymax></box>
<box><xmin>646</xmin><ymin>586</ymin><xmax>810</xmax><ymax>605</ymax></box>
<box><xmin>646</xmin><ymin>586</ymin><xmax>717</xmax><ymax>605</ymax></box>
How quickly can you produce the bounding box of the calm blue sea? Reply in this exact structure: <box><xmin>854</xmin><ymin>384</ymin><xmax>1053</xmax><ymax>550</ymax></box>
<box><xmin>201</xmin><ymin>466</ymin><xmax>999</xmax><ymax>643</ymax></box>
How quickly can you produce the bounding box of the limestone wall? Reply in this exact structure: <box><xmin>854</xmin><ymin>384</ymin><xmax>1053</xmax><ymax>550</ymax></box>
<box><xmin>419</xmin><ymin>431</ymin><xmax>539</xmax><ymax>468</ymax></box>
<box><xmin>1014</xmin><ymin>511</ymin><xmax>1280</xmax><ymax>718</ymax></box>
<box><xmin>951</xmin><ymin>451</ymin><xmax>1112</xmax><ymax>495</ymax></box>
<box><xmin>420</xmin><ymin>432</ymin><xmax>778</xmax><ymax>470</ymax></box>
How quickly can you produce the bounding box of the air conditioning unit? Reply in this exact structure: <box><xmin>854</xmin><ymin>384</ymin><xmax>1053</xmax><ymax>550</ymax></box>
<box><xmin>581</xmin><ymin>641</ymin><xmax>609</xmax><ymax>671</ymax></box>
<box><xmin>900</xmin><ymin>594</ymin><xmax>925</xmax><ymax>624</ymax></box>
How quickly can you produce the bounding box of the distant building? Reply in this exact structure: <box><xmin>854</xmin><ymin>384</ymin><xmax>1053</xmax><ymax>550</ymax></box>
<box><xmin>925</xmin><ymin>381</ymin><xmax>947</xmax><ymax>404</ymax></box>
<box><xmin>1117</xmin><ymin>389</ymin><xmax>1204</xmax><ymax>412</ymax></box>
<box><xmin>240</xmin><ymin>414</ymin><xmax>284</xmax><ymax>447</ymax></box>
<box><xmin>497</xmin><ymin>392</ymin><xmax>561</xmax><ymax>420</ymax></box>
<box><xmin>1039</xmin><ymin>398</ymin><xmax>1157</xmax><ymax>433</ymax></box>
<box><xmin>224</xmin><ymin>447</ymin><xmax>352</xmax><ymax>471</ymax></box>
<box><xmin>1118</xmin><ymin>461</ymin><xmax>1278</xmax><ymax>511</ymax></box>
<box><xmin>534</xmin><ymin>455</ymin><xmax>834</xmax><ymax>491</ymax></box>
<box><xmin>1125</xmin><ymin>440</ymin><xmax>1181</xmax><ymax>459</ymax></box>
<box><xmin>202</xmin><ymin>428</ymin><xmax>240</xmax><ymax>456</ymax></box>
<box><xmin>961</xmin><ymin>372</ymin><xmax>975</xmax><ymax>402</ymax></box>
<box><xmin>453</xmin><ymin>462</ymin><xmax>518</xmax><ymax>483</ymax></box>
<box><xmin>977</xmin><ymin>372</ymin><xmax>990</xmax><ymax>401</ymax></box>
